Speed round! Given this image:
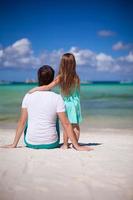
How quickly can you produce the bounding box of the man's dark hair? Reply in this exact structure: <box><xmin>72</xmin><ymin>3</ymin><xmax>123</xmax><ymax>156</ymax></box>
<box><xmin>38</xmin><ymin>65</ymin><xmax>55</xmax><ymax>86</ymax></box>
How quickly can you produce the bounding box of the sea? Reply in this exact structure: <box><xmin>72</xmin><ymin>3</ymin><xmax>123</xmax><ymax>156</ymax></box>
<box><xmin>0</xmin><ymin>82</ymin><xmax>133</xmax><ymax>130</ymax></box>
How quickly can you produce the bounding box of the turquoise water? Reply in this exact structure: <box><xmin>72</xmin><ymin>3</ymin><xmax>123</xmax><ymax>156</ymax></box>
<box><xmin>0</xmin><ymin>83</ymin><xmax>133</xmax><ymax>129</ymax></box>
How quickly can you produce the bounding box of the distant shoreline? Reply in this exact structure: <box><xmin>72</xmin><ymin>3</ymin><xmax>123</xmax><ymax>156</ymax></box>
<box><xmin>0</xmin><ymin>81</ymin><xmax>133</xmax><ymax>85</ymax></box>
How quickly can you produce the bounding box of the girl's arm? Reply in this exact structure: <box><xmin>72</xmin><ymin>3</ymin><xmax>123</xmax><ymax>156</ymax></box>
<box><xmin>28</xmin><ymin>75</ymin><xmax>60</xmax><ymax>93</ymax></box>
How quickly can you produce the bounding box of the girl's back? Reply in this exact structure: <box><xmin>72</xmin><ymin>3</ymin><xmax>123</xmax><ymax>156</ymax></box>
<box><xmin>58</xmin><ymin>53</ymin><xmax>82</xmax><ymax>124</ymax></box>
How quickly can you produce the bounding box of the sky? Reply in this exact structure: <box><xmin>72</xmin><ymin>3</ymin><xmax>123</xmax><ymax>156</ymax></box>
<box><xmin>0</xmin><ymin>0</ymin><xmax>133</xmax><ymax>81</ymax></box>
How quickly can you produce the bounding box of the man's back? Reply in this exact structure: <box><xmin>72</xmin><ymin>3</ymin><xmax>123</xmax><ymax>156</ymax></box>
<box><xmin>22</xmin><ymin>91</ymin><xmax>65</xmax><ymax>145</ymax></box>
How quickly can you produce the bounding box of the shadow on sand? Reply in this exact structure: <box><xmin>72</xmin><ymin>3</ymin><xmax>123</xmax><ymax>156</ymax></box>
<box><xmin>59</xmin><ymin>142</ymin><xmax>102</xmax><ymax>148</ymax></box>
<box><xmin>79</xmin><ymin>142</ymin><xmax>102</xmax><ymax>146</ymax></box>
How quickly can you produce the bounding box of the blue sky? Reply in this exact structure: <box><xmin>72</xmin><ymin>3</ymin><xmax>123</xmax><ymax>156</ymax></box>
<box><xmin>0</xmin><ymin>0</ymin><xmax>133</xmax><ymax>81</ymax></box>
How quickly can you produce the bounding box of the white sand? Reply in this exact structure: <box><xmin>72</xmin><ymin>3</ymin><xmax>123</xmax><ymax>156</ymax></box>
<box><xmin>0</xmin><ymin>128</ymin><xmax>133</xmax><ymax>200</ymax></box>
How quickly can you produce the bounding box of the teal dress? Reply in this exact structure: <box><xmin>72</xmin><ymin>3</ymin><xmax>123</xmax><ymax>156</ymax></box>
<box><xmin>63</xmin><ymin>89</ymin><xmax>82</xmax><ymax>124</ymax></box>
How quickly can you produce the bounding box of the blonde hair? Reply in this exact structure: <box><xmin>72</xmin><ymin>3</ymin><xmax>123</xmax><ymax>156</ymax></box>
<box><xmin>58</xmin><ymin>53</ymin><xmax>80</xmax><ymax>96</ymax></box>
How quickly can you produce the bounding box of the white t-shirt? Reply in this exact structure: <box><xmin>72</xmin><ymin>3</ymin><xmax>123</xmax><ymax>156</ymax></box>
<box><xmin>22</xmin><ymin>91</ymin><xmax>65</xmax><ymax>145</ymax></box>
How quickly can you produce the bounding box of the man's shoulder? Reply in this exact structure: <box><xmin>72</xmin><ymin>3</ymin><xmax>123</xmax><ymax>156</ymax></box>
<box><xmin>23</xmin><ymin>91</ymin><xmax>62</xmax><ymax>100</ymax></box>
<box><xmin>49</xmin><ymin>91</ymin><xmax>61</xmax><ymax>97</ymax></box>
<box><xmin>23</xmin><ymin>93</ymin><xmax>30</xmax><ymax>100</ymax></box>
<box><xmin>22</xmin><ymin>93</ymin><xmax>31</xmax><ymax>108</ymax></box>
<box><xmin>48</xmin><ymin>91</ymin><xmax>63</xmax><ymax>100</ymax></box>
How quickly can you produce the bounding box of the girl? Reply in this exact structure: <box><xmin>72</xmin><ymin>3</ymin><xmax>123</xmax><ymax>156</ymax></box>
<box><xmin>29</xmin><ymin>53</ymin><xmax>82</xmax><ymax>149</ymax></box>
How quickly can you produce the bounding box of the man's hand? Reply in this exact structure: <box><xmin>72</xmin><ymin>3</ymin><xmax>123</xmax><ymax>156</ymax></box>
<box><xmin>0</xmin><ymin>143</ymin><xmax>16</xmax><ymax>148</ymax></box>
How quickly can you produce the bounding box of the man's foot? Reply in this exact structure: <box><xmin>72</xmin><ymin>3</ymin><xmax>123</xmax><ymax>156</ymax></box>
<box><xmin>60</xmin><ymin>144</ymin><xmax>69</xmax><ymax>150</ymax></box>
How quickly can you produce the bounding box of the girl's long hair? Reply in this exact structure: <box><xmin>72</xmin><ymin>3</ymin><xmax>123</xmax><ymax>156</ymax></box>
<box><xmin>58</xmin><ymin>53</ymin><xmax>80</xmax><ymax>96</ymax></box>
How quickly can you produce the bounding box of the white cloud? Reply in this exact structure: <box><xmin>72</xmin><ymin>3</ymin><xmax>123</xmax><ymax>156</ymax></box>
<box><xmin>70</xmin><ymin>48</ymin><xmax>132</xmax><ymax>73</ymax></box>
<box><xmin>70</xmin><ymin>47</ymin><xmax>96</xmax><ymax>66</ymax></box>
<box><xmin>112</xmin><ymin>41</ymin><xmax>133</xmax><ymax>51</ymax></box>
<box><xmin>96</xmin><ymin>53</ymin><xmax>120</xmax><ymax>72</ymax></box>
<box><xmin>0</xmin><ymin>38</ymin><xmax>41</xmax><ymax>68</ymax></box>
<box><xmin>126</xmin><ymin>52</ymin><xmax>133</xmax><ymax>62</ymax></box>
<box><xmin>118</xmin><ymin>52</ymin><xmax>133</xmax><ymax>63</ymax></box>
<box><xmin>0</xmin><ymin>38</ymin><xmax>133</xmax><ymax>75</ymax></box>
<box><xmin>0</xmin><ymin>50</ymin><xmax>3</xmax><ymax>58</ymax></box>
<box><xmin>69</xmin><ymin>49</ymin><xmax>120</xmax><ymax>72</ymax></box>
<box><xmin>98</xmin><ymin>30</ymin><xmax>116</xmax><ymax>37</ymax></box>
<box><xmin>96</xmin><ymin>53</ymin><xmax>113</xmax><ymax>62</ymax></box>
<box><xmin>11</xmin><ymin>39</ymin><xmax>32</xmax><ymax>55</ymax></box>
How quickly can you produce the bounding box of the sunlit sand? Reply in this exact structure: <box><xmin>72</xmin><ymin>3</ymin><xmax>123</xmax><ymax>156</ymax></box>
<box><xmin>0</xmin><ymin>128</ymin><xmax>133</xmax><ymax>200</ymax></box>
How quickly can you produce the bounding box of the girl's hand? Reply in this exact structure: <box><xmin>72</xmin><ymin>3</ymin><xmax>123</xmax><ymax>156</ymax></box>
<box><xmin>28</xmin><ymin>87</ymin><xmax>39</xmax><ymax>94</ymax></box>
<box><xmin>0</xmin><ymin>143</ymin><xmax>17</xmax><ymax>148</ymax></box>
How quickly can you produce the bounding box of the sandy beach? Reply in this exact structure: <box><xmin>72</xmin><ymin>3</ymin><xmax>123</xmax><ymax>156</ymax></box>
<box><xmin>0</xmin><ymin>128</ymin><xmax>133</xmax><ymax>200</ymax></box>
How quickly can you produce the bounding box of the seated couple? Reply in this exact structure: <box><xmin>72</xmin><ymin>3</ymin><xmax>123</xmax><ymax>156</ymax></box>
<box><xmin>2</xmin><ymin>65</ymin><xmax>92</xmax><ymax>151</ymax></box>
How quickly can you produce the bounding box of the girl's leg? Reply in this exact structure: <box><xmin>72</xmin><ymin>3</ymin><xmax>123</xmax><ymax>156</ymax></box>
<box><xmin>68</xmin><ymin>124</ymin><xmax>80</xmax><ymax>148</ymax></box>
<box><xmin>61</xmin><ymin>124</ymin><xmax>80</xmax><ymax>149</ymax></box>
<box><xmin>72</xmin><ymin>124</ymin><xmax>80</xmax><ymax>141</ymax></box>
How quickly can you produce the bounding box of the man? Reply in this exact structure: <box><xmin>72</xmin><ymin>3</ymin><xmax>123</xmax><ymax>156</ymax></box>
<box><xmin>2</xmin><ymin>65</ymin><xmax>92</xmax><ymax>151</ymax></box>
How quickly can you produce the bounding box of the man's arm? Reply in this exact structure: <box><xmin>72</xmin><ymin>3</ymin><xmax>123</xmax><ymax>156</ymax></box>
<box><xmin>57</xmin><ymin>112</ymin><xmax>93</xmax><ymax>151</ymax></box>
<box><xmin>1</xmin><ymin>108</ymin><xmax>28</xmax><ymax>148</ymax></box>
